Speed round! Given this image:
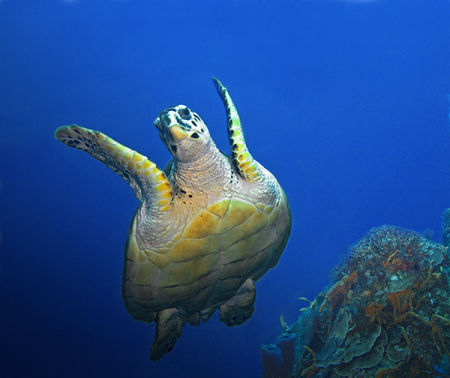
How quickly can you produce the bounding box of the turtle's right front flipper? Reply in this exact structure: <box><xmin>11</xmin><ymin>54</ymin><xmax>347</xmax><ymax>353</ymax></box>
<box><xmin>212</xmin><ymin>77</ymin><xmax>263</xmax><ymax>183</ymax></box>
<box><xmin>55</xmin><ymin>125</ymin><xmax>172</xmax><ymax>211</ymax></box>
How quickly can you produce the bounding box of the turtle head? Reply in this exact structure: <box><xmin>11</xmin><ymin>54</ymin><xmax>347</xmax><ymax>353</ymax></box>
<box><xmin>154</xmin><ymin>105</ymin><xmax>213</xmax><ymax>161</ymax></box>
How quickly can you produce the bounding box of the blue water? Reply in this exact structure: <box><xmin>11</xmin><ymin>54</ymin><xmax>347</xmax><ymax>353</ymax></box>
<box><xmin>1</xmin><ymin>1</ymin><xmax>450</xmax><ymax>377</ymax></box>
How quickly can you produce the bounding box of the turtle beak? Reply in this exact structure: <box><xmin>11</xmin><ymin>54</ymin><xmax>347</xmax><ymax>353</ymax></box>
<box><xmin>167</xmin><ymin>125</ymin><xmax>189</xmax><ymax>143</ymax></box>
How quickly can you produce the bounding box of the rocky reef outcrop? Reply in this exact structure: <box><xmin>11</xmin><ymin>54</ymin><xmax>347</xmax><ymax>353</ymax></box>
<box><xmin>262</xmin><ymin>219</ymin><xmax>450</xmax><ymax>377</ymax></box>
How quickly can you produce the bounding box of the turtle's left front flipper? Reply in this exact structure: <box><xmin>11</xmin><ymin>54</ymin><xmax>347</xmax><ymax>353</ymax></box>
<box><xmin>55</xmin><ymin>125</ymin><xmax>172</xmax><ymax>210</ymax></box>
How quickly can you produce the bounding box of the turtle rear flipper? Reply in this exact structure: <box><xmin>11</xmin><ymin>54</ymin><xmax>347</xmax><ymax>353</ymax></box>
<box><xmin>219</xmin><ymin>278</ymin><xmax>256</xmax><ymax>327</ymax></box>
<box><xmin>151</xmin><ymin>308</ymin><xmax>187</xmax><ymax>361</ymax></box>
<box><xmin>55</xmin><ymin>125</ymin><xmax>172</xmax><ymax>210</ymax></box>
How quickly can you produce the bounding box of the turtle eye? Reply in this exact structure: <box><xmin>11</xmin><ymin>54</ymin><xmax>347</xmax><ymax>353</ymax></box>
<box><xmin>179</xmin><ymin>107</ymin><xmax>191</xmax><ymax>120</ymax></box>
<box><xmin>190</xmin><ymin>132</ymin><xmax>199</xmax><ymax>139</ymax></box>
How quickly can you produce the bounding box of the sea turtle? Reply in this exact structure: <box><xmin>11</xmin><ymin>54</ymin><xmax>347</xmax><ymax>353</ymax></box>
<box><xmin>55</xmin><ymin>78</ymin><xmax>291</xmax><ymax>360</ymax></box>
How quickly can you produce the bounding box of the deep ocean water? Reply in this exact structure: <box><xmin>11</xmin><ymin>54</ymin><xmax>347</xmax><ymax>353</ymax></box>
<box><xmin>1</xmin><ymin>0</ymin><xmax>450</xmax><ymax>377</ymax></box>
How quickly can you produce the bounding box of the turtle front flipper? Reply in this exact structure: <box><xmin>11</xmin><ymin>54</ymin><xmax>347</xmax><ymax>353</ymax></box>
<box><xmin>55</xmin><ymin>125</ymin><xmax>172</xmax><ymax>210</ymax></box>
<box><xmin>213</xmin><ymin>77</ymin><xmax>262</xmax><ymax>183</ymax></box>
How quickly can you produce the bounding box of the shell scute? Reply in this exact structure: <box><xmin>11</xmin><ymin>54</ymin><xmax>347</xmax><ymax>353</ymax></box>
<box><xmin>159</xmin><ymin>274</ymin><xmax>217</xmax><ymax>308</ymax></box>
<box><xmin>136</xmin><ymin>260</ymin><xmax>159</xmax><ymax>285</ymax></box>
<box><xmin>155</xmin><ymin>247</ymin><xmax>170</xmax><ymax>255</ymax></box>
<box><xmin>263</xmin><ymin>205</ymin><xmax>274</xmax><ymax>214</ymax></box>
<box><xmin>167</xmin><ymin>235</ymin><xmax>221</xmax><ymax>263</ymax></box>
<box><xmin>221</xmin><ymin>210</ymin><xmax>268</xmax><ymax>250</ymax></box>
<box><xmin>135</xmin><ymin>284</ymin><xmax>158</xmax><ymax>301</ymax></box>
<box><xmin>218</xmin><ymin>199</ymin><xmax>257</xmax><ymax>233</ymax></box>
<box><xmin>126</xmin><ymin>233</ymin><xmax>140</xmax><ymax>262</ymax></box>
<box><xmin>159</xmin><ymin>253</ymin><xmax>220</xmax><ymax>287</ymax></box>
<box><xmin>222</xmin><ymin>224</ymin><xmax>278</xmax><ymax>266</ymax></box>
<box><xmin>148</xmin><ymin>252</ymin><xmax>170</xmax><ymax>269</ymax></box>
<box><xmin>207</xmin><ymin>199</ymin><xmax>230</xmax><ymax>218</ymax></box>
<box><xmin>182</xmin><ymin>209</ymin><xmax>221</xmax><ymax>239</ymax></box>
<box><xmin>268</xmin><ymin>203</ymin><xmax>280</xmax><ymax>223</ymax></box>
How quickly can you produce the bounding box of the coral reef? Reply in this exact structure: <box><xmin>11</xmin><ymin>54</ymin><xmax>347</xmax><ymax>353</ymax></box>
<box><xmin>261</xmin><ymin>333</ymin><xmax>296</xmax><ymax>378</ymax></box>
<box><xmin>263</xmin><ymin>222</ymin><xmax>450</xmax><ymax>377</ymax></box>
<box><xmin>442</xmin><ymin>209</ymin><xmax>450</xmax><ymax>250</ymax></box>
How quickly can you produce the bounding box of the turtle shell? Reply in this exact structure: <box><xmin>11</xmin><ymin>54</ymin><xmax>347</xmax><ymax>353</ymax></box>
<box><xmin>122</xmin><ymin>194</ymin><xmax>291</xmax><ymax>322</ymax></box>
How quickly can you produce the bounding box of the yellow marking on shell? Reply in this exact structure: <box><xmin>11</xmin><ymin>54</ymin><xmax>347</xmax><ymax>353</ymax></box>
<box><xmin>143</xmin><ymin>160</ymin><xmax>152</xmax><ymax>169</ymax></box>
<box><xmin>218</xmin><ymin>200</ymin><xmax>258</xmax><ymax>233</ymax></box>
<box><xmin>159</xmin><ymin>205</ymin><xmax>170</xmax><ymax>212</ymax></box>
<box><xmin>136</xmin><ymin>163</ymin><xmax>143</xmax><ymax>170</ymax></box>
<box><xmin>133</xmin><ymin>153</ymin><xmax>144</xmax><ymax>163</ymax></box>
<box><xmin>143</xmin><ymin>170</ymin><xmax>151</xmax><ymax>177</ymax></box>
<box><xmin>135</xmin><ymin>260</ymin><xmax>159</xmax><ymax>285</ymax></box>
<box><xmin>139</xmin><ymin>251</ymin><xmax>147</xmax><ymax>261</ymax></box>
<box><xmin>107</xmin><ymin>144</ymin><xmax>116</xmax><ymax>152</ymax></box>
<box><xmin>222</xmin><ymin>211</ymin><xmax>268</xmax><ymax>250</ymax></box>
<box><xmin>159</xmin><ymin>253</ymin><xmax>219</xmax><ymax>287</ymax></box>
<box><xmin>152</xmin><ymin>166</ymin><xmax>160</xmax><ymax>175</ymax></box>
<box><xmin>183</xmin><ymin>210</ymin><xmax>221</xmax><ymax>239</ymax></box>
<box><xmin>148</xmin><ymin>253</ymin><xmax>170</xmax><ymax>269</ymax></box>
<box><xmin>207</xmin><ymin>199</ymin><xmax>231</xmax><ymax>218</ymax></box>
<box><xmin>167</xmin><ymin>235</ymin><xmax>221</xmax><ymax>263</ymax></box>
<box><xmin>127</xmin><ymin>161</ymin><xmax>135</xmax><ymax>170</ymax></box>
<box><xmin>257</xmin><ymin>203</ymin><xmax>265</xmax><ymax>210</ymax></box>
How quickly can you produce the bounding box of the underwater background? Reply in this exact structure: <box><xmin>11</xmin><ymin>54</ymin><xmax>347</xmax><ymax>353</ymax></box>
<box><xmin>1</xmin><ymin>0</ymin><xmax>450</xmax><ymax>377</ymax></box>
